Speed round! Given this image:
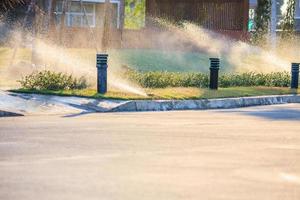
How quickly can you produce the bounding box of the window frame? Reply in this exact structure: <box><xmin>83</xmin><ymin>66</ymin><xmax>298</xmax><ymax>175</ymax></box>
<box><xmin>55</xmin><ymin>0</ymin><xmax>121</xmax><ymax>29</ymax></box>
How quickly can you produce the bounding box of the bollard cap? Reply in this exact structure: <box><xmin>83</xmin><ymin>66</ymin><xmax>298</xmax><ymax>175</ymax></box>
<box><xmin>97</xmin><ymin>54</ymin><xmax>108</xmax><ymax>66</ymax></box>
<box><xmin>209</xmin><ymin>58</ymin><xmax>220</xmax><ymax>62</ymax></box>
<box><xmin>209</xmin><ymin>58</ymin><xmax>220</xmax><ymax>61</ymax></box>
<box><xmin>97</xmin><ymin>54</ymin><xmax>108</xmax><ymax>60</ymax></box>
<box><xmin>291</xmin><ymin>63</ymin><xmax>300</xmax><ymax>71</ymax></box>
<box><xmin>210</xmin><ymin>58</ymin><xmax>220</xmax><ymax>69</ymax></box>
<box><xmin>97</xmin><ymin>54</ymin><xmax>108</xmax><ymax>57</ymax></box>
<box><xmin>210</xmin><ymin>58</ymin><xmax>220</xmax><ymax>63</ymax></box>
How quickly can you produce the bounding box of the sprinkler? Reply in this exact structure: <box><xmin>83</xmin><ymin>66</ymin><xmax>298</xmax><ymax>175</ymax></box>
<box><xmin>209</xmin><ymin>58</ymin><xmax>220</xmax><ymax>90</ymax></box>
<box><xmin>291</xmin><ymin>63</ymin><xmax>300</xmax><ymax>89</ymax></box>
<box><xmin>96</xmin><ymin>54</ymin><xmax>108</xmax><ymax>94</ymax></box>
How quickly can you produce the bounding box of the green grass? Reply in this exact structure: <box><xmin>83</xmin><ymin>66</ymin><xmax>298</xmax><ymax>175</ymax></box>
<box><xmin>111</xmin><ymin>49</ymin><xmax>234</xmax><ymax>72</ymax></box>
<box><xmin>111</xmin><ymin>49</ymin><xmax>212</xmax><ymax>72</ymax></box>
<box><xmin>0</xmin><ymin>47</ymin><xmax>32</xmax><ymax>68</ymax></box>
<box><xmin>11</xmin><ymin>87</ymin><xmax>299</xmax><ymax>100</ymax></box>
<box><xmin>0</xmin><ymin>47</ymin><xmax>232</xmax><ymax>72</ymax></box>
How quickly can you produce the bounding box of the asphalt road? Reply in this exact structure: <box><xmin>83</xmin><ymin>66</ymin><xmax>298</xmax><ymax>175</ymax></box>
<box><xmin>1</xmin><ymin>104</ymin><xmax>300</xmax><ymax>200</ymax></box>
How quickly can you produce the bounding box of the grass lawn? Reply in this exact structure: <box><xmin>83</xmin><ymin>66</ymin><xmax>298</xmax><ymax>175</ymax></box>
<box><xmin>111</xmin><ymin>49</ymin><xmax>214</xmax><ymax>72</ymax></box>
<box><xmin>0</xmin><ymin>47</ymin><xmax>232</xmax><ymax>72</ymax></box>
<box><xmin>0</xmin><ymin>47</ymin><xmax>32</xmax><ymax>68</ymax></box>
<box><xmin>11</xmin><ymin>87</ymin><xmax>299</xmax><ymax>100</ymax></box>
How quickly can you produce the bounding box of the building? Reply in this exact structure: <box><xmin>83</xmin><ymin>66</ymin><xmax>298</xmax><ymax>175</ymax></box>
<box><xmin>46</xmin><ymin>0</ymin><xmax>253</xmax><ymax>48</ymax></box>
<box><xmin>51</xmin><ymin>0</ymin><xmax>125</xmax><ymax>29</ymax></box>
<box><xmin>49</xmin><ymin>0</ymin><xmax>125</xmax><ymax>48</ymax></box>
<box><xmin>0</xmin><ymin>0</ymin><xmax>126</xmax><ymax>47</ymax></box>
<box><xmin>296</xmin><ymin>0</ymin><xmax>300</xmax><ymax>31</ymax></box>
<box><xmin>145</xmin><ymin>0</ymin><xmax>250</xmax><ymax>40</ymax></box>
<box><xmin>3</xmin><ymin>0</ymin><xmax>254</xmax><ymax>47</ymax></box>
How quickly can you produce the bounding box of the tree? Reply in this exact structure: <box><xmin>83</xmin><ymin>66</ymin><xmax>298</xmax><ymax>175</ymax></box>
<box><xmin>270</xmin><ymin>0</ymin><xmax>276</xmax><ymax>48</ymax></box>
<box><xmin>125</xmin><ymin>0</ymin><xmax>145</xmax><ymax>29</ymax></box>
<box><xmin>101</xmin><ymin>0</ymin><xmax>112</xmax><ymax>52</ymax></box>
<box><xmin>281</xmin><ymin>0</ymin><xmax>296</xmax><ymax>38</ymax></box>
<box><xmin>252</xmin><ymin>0</ymin><xmax>271</xmax><ymax>45</ymax></box>
<box><xmin>59</xmin><ymin>0</ymin><xmax>67</xmax><ymax>45</ymax></box>
<box><xmin>1</xmin><ymin>0</ymin><xmax>24</xmax><ymax>11</ymax></box>
<box><xmin>43</xmin><ymin>0</ymin><xmax>54</xmax><ymax>33</ymax></box>
<box><xmin>9</xmin><ymin>0</ymin><xmax>37</xmax><ymax>67</ymax></box>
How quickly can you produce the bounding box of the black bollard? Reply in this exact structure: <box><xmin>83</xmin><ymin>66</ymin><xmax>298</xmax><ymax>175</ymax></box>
<box><xmin>96</xmin><ymin>54</ymin><xmax>108</xmax><ymax>94</ymax></box>
<box><xmin>209</xmin><ymin>58</ymin><xmax>220</xmax><ymax>90</ymax></box>
<box><xmin>291</xmin><ymin>63</ymin><xmax>300</xmax><ymax>89</ymax></box>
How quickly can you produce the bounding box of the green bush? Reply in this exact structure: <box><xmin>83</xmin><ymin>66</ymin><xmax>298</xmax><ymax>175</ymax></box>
<box><xmin>127</xmin><ymin>70</ymin><xmax>209</xmax><ymax>88</ymax></box>
<box><xmin>219</xmin><ymin>72</ymin><xmax>290</xmax><ymax>88</ymax></box>
<box><xmin>18</xmin><ymin>70</ymin><xmax>88</xmax><ymax>90</ymax></box>
<box><xmin>126</xmin><ymin>70</ymin><xmax>291</xmax><ymax>88</ymax></box>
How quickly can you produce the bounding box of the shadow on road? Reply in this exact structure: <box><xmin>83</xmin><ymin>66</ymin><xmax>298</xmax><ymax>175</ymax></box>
<box><xmin>220</xmin><ymin>106</ymin><xmax>300</xmax><ymax>121</ymax></box>
<box><xmin>63</xmin><ymin>111</ymin><xmax>95</xmax><ymax>118</ymax></box>
<box><xmin>61</xmin><ymin>102</ymin><xmax>100</xmax><ymax>118</ymax></box>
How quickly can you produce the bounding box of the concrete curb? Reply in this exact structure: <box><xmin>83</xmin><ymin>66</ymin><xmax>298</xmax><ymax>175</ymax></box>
<box><xmin>0</xmin><ymin>110</ymin><xmax>24</xmax><ymax>117</ymax></box>
<box><xmin>2</xmin><ymin>91</ymin><xmax>300</xmax><ymax>115</ymax></box>
<box><xmin>111</xmin><ymin>95</ymin><xmax>300</xmax><ymax>112</ymax></box>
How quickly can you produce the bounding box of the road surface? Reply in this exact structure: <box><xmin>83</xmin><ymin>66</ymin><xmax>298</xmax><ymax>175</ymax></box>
<box><xmin>1</xmin><ymin>104</ymin><xmax>300</xmax><ymax>200</ymax></box>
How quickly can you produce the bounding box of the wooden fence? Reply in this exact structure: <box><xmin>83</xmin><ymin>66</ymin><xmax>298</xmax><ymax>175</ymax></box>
<box><xmin>146</xmin><ymin>0</ymin><xmax>249</xmax><ymax>31</ymax></box>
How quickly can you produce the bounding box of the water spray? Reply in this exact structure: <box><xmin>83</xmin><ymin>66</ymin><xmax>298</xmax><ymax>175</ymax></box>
<box><xmin>209</xmin><ymin>58</ymin><xmax>220</xmax><ymax>90</ymax></box>
<box><xmin>291</xmin><ymin>63</ymin><xmax>299</xmax><ymax>89</ymax></box>
<box><xmin>96</xmin><ymin>54</ymin><xmax>108</xmax><ymax>94</ymax></box>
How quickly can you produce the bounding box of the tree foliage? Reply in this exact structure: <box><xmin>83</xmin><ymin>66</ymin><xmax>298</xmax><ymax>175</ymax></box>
<box><xmin>125</xmin><ymin>0</ymin><xmax>145</xmax><ymax>29</ymax></box>
<box><xmin>281</xmin><ymin>0</ymin><xmax>296</xmax><ymax>37</ymax></box>
<box><xmin>0</xmin><ymin>0</ymin><xmax>24</xmax><ymax>11</ymax></box>
<box><xmin>252</xmin><ymin>0</ymin><xmax>271</xmax><ymax>44</ymax></box>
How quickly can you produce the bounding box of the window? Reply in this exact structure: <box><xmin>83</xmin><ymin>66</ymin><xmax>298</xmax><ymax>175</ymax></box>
<box><xmin>54</xmin><ymin>0</ymin><xmax>121</xmax><ymax>28</ymax></box>
<box><xmin>55</xmin><ymin>1</ymin><xmax>96</xmax><ymax>27</ymax></box>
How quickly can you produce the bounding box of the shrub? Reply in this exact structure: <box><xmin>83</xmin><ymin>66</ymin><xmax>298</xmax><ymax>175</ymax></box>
<box><xmin>126</xmin><ymin>70</ymin><xmax>291</xmax><ymax>88</ymax></box>
<box><xmin>126</xmin><ymin>70</ymin><xmax>209</xmax><ymax>88</ymax></box>
<box><xmin>219</xmin><ymin>72</ymin><xmax>290</xmax><ymax>88</ymax></box>
<box><xmin>18</xmin><ymin>70</ymin><xmax>88</xmax><ymax>90</ymax></box>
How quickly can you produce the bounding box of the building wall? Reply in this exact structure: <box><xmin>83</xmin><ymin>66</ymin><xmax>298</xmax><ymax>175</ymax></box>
<box><xmin>296</xmin><ymin>0</ymin><xmax>300</xmax><ymax>31</ymax></box>
<box><xmin>145</xmin><ymin>0</ymin><xmax>249</xmax><ymax>32</ymax></box>
<box><xmin>48</xmin><ymin>26</ymin><xmax>122</xmax><ymax>48</ymax></box>
<box><xmin>48</xmin><ymin>0</ymin><xmax>125</xmax><ymax>48</ymax></box>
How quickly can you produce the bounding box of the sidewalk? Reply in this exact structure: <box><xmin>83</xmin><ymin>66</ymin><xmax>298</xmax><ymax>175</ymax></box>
<box><xmin>0</xmin><ymin>91</ymin><xmax>128</xmax><ymax>116</ymax></box>
<box><xmin>0</xmin><ymin>90</ymin><xmax>300</xmax><ymax>116</ymax></box>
